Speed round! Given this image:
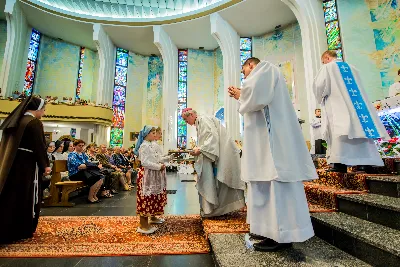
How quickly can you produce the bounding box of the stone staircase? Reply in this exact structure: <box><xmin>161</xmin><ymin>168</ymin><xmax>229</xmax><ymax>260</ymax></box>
<box><xmin>308</xmin><ymin>158</ymin><xmax>400</xmax><ymax>267</ymax></box>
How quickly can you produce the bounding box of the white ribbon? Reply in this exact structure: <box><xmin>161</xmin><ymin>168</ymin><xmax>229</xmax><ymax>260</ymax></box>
<box><xmin>37</xmin><ymin>98</ymin><xmax>44</xmax><ymax>110</ymax></box>
<box><xmin>33</xmin><ymin>163</ymin><xmax>39</xmax><ymax>218</ymax></box>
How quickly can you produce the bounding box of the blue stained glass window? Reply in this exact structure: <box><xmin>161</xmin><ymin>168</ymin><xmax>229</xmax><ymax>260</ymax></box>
<box><xmin>115</xmin><ymin>66</ymin><xmax>128</xmax><ymax>86</ymax></box>
<box><xmin>112</xmin><ymin>85</ymin><xmax>126</xmax><ymax>106</ymax></box>
<box><xmin>178</xmin><ymin>50</ymin><xmax>188</xmax><ymax>61</ymax></box>
<box><xmin>23</xmin><ymin>29</ymin><xmax>41</xmax><ymax>95</ymax></box>
<box><xmin>323</xmin><ymin>4</ymin><xmax>337</xmax><ymax>23</ymax></box>
<box><xmin>75</xmin><ymin>47</ymin><xmax>85</xmax><ymax>100</ymax></box>
<box><xmin>323</xmin><ymin>0</ymin><xmax>335</xmax><ymax>8</ymax></box>
<box><xmin>177</xmin><ymin>136</ymin><xmax>187</xmax><ymax>148</ymax></box>
<box><xmin>116</xmin><ymin>48</ymin><xmax>129</xmax><ymax>67</ymax></box>
<box><xmin>240</xmin><ymin>37</ymin><xmax>252</xmax><ymax>86</ymax></box>
<box><xmin>31</xmin><ymin>30</ymin><xmax>41</xmax><ymax>42</ymax></box>
<box><xmin>28</xmin><ymin>40</ymin><xmax>40</xmax><ymax>61</ymax></box>
<box><xmin>110</xmin><ymin>47</ymin><xmax>129</xmax><ymax>147</ymax></box>
<box><xmin>177</xmin><ymin>49</ymin><xmax>188</xmax><ymax>148</ymax></box>
<box><xmin>240</xmin><ymin>38</ymin><xmax>252</xmax><ymax>50</ymax></box>
<box><xmin>240</xmin><ymin>50</ymin><xmax>252</xmax><ymax>65</ymax></box>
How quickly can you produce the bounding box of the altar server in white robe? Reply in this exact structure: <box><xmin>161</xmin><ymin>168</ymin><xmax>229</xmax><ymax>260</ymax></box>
<box><xmin>181</xmin><ymin>108</ymin><xmax>246</xmax><ymax>217</ymax></box>
<box><xmin>310</xmin><ymin>109</ymin><xmax>326</xmax><ymax>155</ymax></box>
<box><xmin>228</xmin><ymin>57</ymin><xmax>317</xmax><ymax>252</ymax></box>
<box><xmin>314</xmin><ymin>50</ymin><xmax>389</xmax><ymax>173</ymax></box>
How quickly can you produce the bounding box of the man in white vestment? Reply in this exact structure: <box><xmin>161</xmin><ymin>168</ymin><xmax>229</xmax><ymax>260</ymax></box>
<box><xmin>314</xmin><ymin>50</ymin><xmax>389</xmax><ymax>173</ymax></box>
<box><xmin>181</xmin><ymin>108</ymin><xmax>246</xmax><ymax>217</ymax></box>
<box><xmin>310</xmin><ymin>109</ymin><xmax>326</xmax><ymax>155</ymax></box>
<box><xmin>228</xmin><ymin>57</ymin><xmax>317</xmax><ymax>252</ymax></box>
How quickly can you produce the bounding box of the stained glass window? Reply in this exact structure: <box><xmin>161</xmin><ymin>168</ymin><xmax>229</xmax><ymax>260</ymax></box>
<box><xmin>240</xmin><ymin>37</ymin><xmax>252</xmax><ymax>136</ymax></box>
<box><xmin>75</xmin><ymin>47</ymin><xmax>85</xmax><ymax>100</ymax></box>
<box><xmin>23</xmin><ymin>29</ymin><xmax>41</xmax><ymax>95</ymax></box>
<box><xmin>240</xmin><ymin>37</ymin><xmax>252</xmax><ymax>85</ymax></box>
<box><xmin>322</xmin><ymin>0</ymin><xmax>343</xmax><ymax>59</ymax></box>
<box><xmin>110</xmin><ymin>48</ymin><xmax>129</xmax><ymax>147</ymax></box>
<box><xmin>177</xmin><ymin>49</ymin><xmax>188</xmax><ymax>149</ymax></box>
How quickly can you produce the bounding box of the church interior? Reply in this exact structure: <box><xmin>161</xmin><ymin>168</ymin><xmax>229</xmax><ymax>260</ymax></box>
<box><xmin>0</xmin><ymin>0</ymin><xmax>399</xmax><ymax>266</ymax></box>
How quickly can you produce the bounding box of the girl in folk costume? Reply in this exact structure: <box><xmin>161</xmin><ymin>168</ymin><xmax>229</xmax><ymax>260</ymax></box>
<box><xmin>134</xmin><ymin>126</ymin><xmax>172</xmax><ymax>234</ymax></box>
<box><xmin>0</xmin><ymin>96</ymin><xmax>51</xmax><ymax>243</ymax></box>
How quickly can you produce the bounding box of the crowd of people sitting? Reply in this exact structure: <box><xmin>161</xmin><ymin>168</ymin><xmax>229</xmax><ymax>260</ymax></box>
<box><xmin>44</xmin><ymin>139</ymin><xmax>137</xmax><ymax>203</ymax></box>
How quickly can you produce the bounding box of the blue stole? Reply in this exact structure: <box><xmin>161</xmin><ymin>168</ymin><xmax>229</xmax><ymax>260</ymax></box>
<box><xmin>336</xmin><ymin>61</ymin><xmax>378</xmax><ymax>138</ymax></box>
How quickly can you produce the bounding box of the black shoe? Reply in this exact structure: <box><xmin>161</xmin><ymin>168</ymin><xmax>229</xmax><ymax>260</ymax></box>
<box><xmin>254</xmin><ymin>238</ymin><xmax>292</xmax><ymax>252</ymax></box>
<box><xmin>249</xmin><ymin>233</ymin><xmax>266</xmax><ymax>240</ymax></box>
<box><xmin>327</xmin><ymin>163</ymin><xmax>347</xmax><ymax>173</ymax></box>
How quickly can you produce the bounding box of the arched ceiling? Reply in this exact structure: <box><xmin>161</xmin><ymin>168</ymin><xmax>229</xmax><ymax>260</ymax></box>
<box><xmin>26</xmin><ymin>0</ymin><xmax>234</xmax><ymax>21</ymax></box>
<box><xmin>8</xmin><ymin>0</ymin><xmax>297</xmax><ymax>55</ymax></box>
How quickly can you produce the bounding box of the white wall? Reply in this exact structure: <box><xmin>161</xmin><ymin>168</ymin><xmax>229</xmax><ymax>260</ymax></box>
<box><xmin>0</xmin><ymin>0</ymin><xmax>29</xmax><ymax>97</ymax></box>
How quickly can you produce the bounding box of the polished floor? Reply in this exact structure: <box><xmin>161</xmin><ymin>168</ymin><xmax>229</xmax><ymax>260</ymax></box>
<box><xmin>0</xmin><ymin>173</ymin><xmax>217</xmax><ymax>267</ymax></box>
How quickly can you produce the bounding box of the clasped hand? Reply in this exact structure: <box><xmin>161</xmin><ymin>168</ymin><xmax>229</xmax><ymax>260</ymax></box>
<box><xmin>228</xmin><ymin>86</ymin><xmax>241</xmax><ymax>100</ymax></box>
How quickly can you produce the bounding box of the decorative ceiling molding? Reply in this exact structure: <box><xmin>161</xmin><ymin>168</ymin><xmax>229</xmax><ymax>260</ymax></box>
<box><xmin>22</xmin><ymin>0</ymin><xmax>242</xmax><ymax>25</ymax></box>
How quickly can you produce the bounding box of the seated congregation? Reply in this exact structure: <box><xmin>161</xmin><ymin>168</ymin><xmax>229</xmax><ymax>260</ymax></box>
<box><xmin>43</xmin><ymin>140</ymin><xmax>136</xmax><ymax>204</ymax></box>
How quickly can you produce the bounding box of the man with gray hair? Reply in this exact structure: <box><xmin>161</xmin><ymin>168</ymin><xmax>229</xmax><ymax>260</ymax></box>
<box><xmin>181</xmin><ymin>108</ymin><xmax>245</xmax><ymax>217</ymax></box>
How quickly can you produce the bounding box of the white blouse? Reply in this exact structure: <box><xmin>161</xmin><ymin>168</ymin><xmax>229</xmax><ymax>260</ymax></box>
<box><xmin>139</xmin><ymin>141</ymin><xmax>162</xmax><ymax>170</ymax></box>
<box><xmin>53</xmin><ymin>152</ymin><xmax>68</xmax><ymax>160</ymax></box>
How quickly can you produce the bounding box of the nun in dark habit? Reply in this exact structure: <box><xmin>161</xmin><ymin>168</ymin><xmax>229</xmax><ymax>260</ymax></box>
<box><xmin>0</xmin><ymin>96</ymin><xmax>51</xmax><ymax>243</ymax></box>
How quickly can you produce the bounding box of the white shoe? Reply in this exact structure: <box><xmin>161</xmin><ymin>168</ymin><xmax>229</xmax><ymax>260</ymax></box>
<box><xmin>149</xmin><ymin>218</ymin><xmax>165</xmax><ymax>224</ymax></box>
<box><xmin>137</xmin><ymin>226</ymin><xmax>158</xmax><ymax>234</ymax></box>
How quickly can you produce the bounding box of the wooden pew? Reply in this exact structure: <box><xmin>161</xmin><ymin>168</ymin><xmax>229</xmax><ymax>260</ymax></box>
<box><xmin>44</xmin><ymin>160</ymin><xmax>87</xmax><ymax>207</ymax></box>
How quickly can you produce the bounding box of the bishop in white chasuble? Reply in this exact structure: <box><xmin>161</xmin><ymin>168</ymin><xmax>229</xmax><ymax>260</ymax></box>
<box><xmin>228</xmin><ymin>58</ymin><xmax>317</xmax><ymax>252</ymax></box>
<box><xmin>181</xmin><ymin>109</ymin><xmax>245</xmax><ymax>217</ymax></box>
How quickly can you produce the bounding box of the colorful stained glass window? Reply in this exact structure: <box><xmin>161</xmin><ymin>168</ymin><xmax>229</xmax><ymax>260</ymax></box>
<box><xmin>116</xmin><ymin>49</ymin><xmax>129</xmax><ymax>67</ymax></box>
<box><xmin>112</xmin><ymin>86</ymin><xmax>126</xmax><ymax>106</ymax></box>
<box><xmin>322</xmin><ymin>0</ymin><xmax>344</xmax><ymax>59</ymax></box>
<box><xmin>323</xmin><ymin>1</ymin><xmax>337</xmax><ymax>22</ymax></box>
<box><xmin>178</xmin><ymin>50</ymin><xmax>188</xmax><ymax>62</ymax></box>
<box><xmin>177</xmin><ymin>49</ymin><xmax>188</xmax><ymax>149</ymax></box>
<box><xmin>240</xmin><ymin>37</ymin><xmax>252</xmax><ymax>85</ymax></box>
<box><xmin>23</xmin><ymin>29</ymin><xmax>41</xmax><ymax>95</ymax></box>
<box><xmin>110</xmin><ymin>48</ymin><xmax>129</xmax><ymax>147</ymax></box>
<box><xmin>110</xmin><ymin>128</ymin><xmax>124</xmax><ymax>146</ymax></box>
<box><xmin>112</xmin><ymin>106</ymin><xmax>126</xmax><ymax>128</ymax></box>
<box><xmin>75</xmin><ymin>47</ymin><xmax>85</xmax><ymax>100</ymax></box>
<box><xmin>115</xmin><ymin>66</ymin><xmax>128</xmax><ymax>86</ymax></box>
<box><xmin>240</xmin><ymin>37</ymin><xmax>252</xmax><ymax>50</ymax></box>
<box><xmin>239</xmin><ymin>37</ymin><xmax>252</xmax><ymax>135</ymax></box>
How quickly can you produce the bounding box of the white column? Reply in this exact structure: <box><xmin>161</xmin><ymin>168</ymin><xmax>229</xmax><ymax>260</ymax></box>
<box><xmin>282</xmin><ymin>0</ymin><xmax>327</xmax><ymax>144</ymax></box>
<box><xmin>94</xmin><ymin>124</ymin><xmax>108</xmax><ymax>146</ymax></box>
<box><xmin>153</xmin><ymin>25</ymin><xmax>178</xmax><ymax>152</ymax></box>
<box><xmin>210</xmin><ymin>13</ymin><xmax>241</xmax><ymax>140</ymax></box>
<box><xmin>0</xmin><ymin>0</ymin><xmax>29</xmax><ymax>97</ymax></box>
<box><xmin>93</xmin><ymin>24</ymin><xmax>116</xmax><ymax>107</ymax></box>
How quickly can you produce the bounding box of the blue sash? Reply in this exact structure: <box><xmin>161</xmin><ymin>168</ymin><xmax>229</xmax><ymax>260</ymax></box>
<box><xmin>336</xmin><ymin>62</ymin><xmax>378</xmax><ymax>138</ymax></box>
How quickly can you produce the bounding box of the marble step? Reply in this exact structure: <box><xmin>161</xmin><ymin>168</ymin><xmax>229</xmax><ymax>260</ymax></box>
<box><xmin>311</xmin><ymin>212</ymin><xmax>400</xmax><ymax>267</ymax></box>
<box><xmin>209</xmin><ymin>233</ymin><xmax>370</xmax><ymax>267</ymax></box>
<box><xmin>337</xmin><ymin>193</ymin><xmax>400</xmax><ymax>230</ymax></box>
<box><xmin>366</xmin><ymin>175</ymin><xmax>400</xmax><ymax>198</ymax></box>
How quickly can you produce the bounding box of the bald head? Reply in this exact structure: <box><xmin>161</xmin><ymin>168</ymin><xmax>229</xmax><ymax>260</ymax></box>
<box><xmin>321</xmin><ymin>50</ymin><xmax>338</xmax><ymax>64</ymax></box>
<box><xmin>181</xmin><ymin>109</ymin><xmax>197</xmax><ymax>126</ymax></box>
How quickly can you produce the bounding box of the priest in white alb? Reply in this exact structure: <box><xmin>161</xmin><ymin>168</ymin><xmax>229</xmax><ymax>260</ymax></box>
<box><xmin>181</xmin><ymin>108</ymin><xmax>245</xmax><ymax>217</ymax></box>
<box><xmin>228</xmin><ymin>57</ymin><xmax>317</xmax><ymax>252</ymax></box>
<box><xmin>314</xmin><ymin>50</ymin><xmax>389</xmax><ymax>173</ymax></box>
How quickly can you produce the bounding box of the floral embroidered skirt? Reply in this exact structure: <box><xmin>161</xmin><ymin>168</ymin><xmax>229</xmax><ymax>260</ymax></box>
<box><xmin>136</xmin><ymin>166</ymin><xmax>167</xmax><ymax>217</ymax></box>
